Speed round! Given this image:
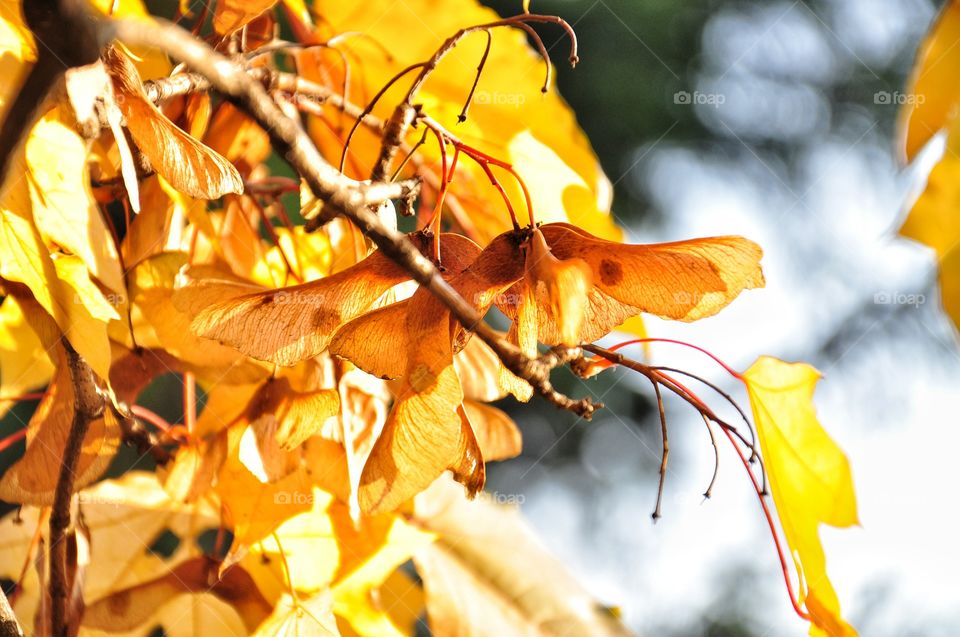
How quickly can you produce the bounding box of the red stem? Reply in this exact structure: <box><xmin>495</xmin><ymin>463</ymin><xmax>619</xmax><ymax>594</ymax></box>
<box><xmin>721</xmin><ymin>426</ymin><xmax>810</xmax><ymax>621</ymax></box>
<box><xmin>610</xmin><ymin>338</ymin><xmax>744</xmax><ymax>379</ymax></box>
<box><xmin>130</xmin><ymin>405</ymin><xmax>172</xmax><ymax>432</ymax></box>
<box><xmin>0</xmin><ymin>428</ymin><xmax>27</xmax><ymax>453</ymax></box>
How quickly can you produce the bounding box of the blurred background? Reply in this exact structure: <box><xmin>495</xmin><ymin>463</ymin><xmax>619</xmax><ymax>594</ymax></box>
<box><xmin>481</xmin><ymin>0</ymin><xmax>960</xmax><ymax>635</ymax></box>
<box><xmin>2</xmin><ymin>0</ymin><xmax>957</xmax><ymax>635</ymax></box>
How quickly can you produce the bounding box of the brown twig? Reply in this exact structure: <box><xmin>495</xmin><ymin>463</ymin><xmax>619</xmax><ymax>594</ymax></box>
<box><xmin>49</xmin><ymin>340</ymin><xmax>103</xmax><ymax>637</ymax></box>
<box><xmin>651</xmin><ymin>382</ymin><xmax>668</xmax><ymax>522</ymax></box>
<box><xmin>367</xmin><ymin>13</ymin><xmax>577</xmax><ymax>189</ymax></box>
<box><xmin>108</xmin><ymin>17</ymin><xmax>597</xmax><ymax>418</ymax></box>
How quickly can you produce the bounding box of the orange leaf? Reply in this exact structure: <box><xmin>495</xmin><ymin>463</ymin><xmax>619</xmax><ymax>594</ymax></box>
<box><xmin>104</xmin><ymin>46</ymin><xmax>243</xmax><ymax>200</ymax></box>
<box><xmin>898</xmin><ymin>0</ymin><xmax>960</xmax><ymax>161</ymax></box>
<box><xmin>178</xmin><ymin>244</ymin><xmax>424</xmax><ymax>366</ymax></box>
<box><xmin>213</xmin><ymin>0</ymin><xmax>279</xmax><ymax>36</ymax></box>
<box><xmin>504</xmin><ymin>223</ymin><xmax>764</xmax><ymax>344</ymax></box>
<box><xmin>0</xmin><ymin>345</ymin><xmax>120</xmax><ymax>505</ymax></box>
<box><xmin>83</xmin><ymin>558</ymin><xmax>272</xmax><ymax>634</ymax></box>
<box><xmin>461</xmin><ymin>400</ymin><xmax>522</xmax><ymax>462</ymax></box>
<box><xmin>359</xmin><ymin>291</ymin><xmax>482</xmax><ymax>515</ymax></box>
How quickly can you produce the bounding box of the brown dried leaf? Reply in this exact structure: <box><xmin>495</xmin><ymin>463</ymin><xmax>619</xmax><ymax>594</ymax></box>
<box><xmin>0</xmin><ymin>346</ymin><xmax>120</xmax><ymax>506</ymax></box>
<box><xmin>103</xmin><ymin>46</ymin><xmax>243</xmax><ymax>199</ymax></box>
<box><xmin>177</xmin><ymin>245</ymin><xmax>424</xmax><ymax>367</ymax></box>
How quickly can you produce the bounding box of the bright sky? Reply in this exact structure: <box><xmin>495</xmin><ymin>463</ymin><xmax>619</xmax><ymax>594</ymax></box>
<box><xmin>492</xmin><ymin>1</ymin><xmax>960</xmax><ymax>634</ymax></box>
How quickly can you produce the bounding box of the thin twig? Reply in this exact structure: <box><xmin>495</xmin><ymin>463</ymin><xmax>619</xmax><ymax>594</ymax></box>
<box><xmin>700</xmin><ymin>413</ymin><xmax>719</xmax><ymax>500</ymax></box>
<box><xmin>651</xmin><ymin>381</ymin><xmax>668</xmax><ymax>522</ymax></box>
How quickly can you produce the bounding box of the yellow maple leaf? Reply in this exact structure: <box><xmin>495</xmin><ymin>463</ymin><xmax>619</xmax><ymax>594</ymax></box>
<box><xmin>743</xmin><ymin>356</ymin><xmax>859</xmax><ymax>637</ymax></box>
<box><xmin>0</xmin><ymin>295</ymin><xmax>54</xmax><ymax>417</ymax></box>
<box><xmin>302</xmin><ymin>0</ymin><xmax>619</xmax><ymax>242</ymax></box>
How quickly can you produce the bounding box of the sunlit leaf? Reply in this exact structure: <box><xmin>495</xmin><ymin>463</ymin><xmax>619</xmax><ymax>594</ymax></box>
<box><xmin>0</xmin><ymin>344</ymin><xmax>120</xmax><ymax>505</ymax></box>
<box><xmin>0</xmin><ymin>295</ymin><xmax>54</xmax><ymax>417</ymax></box>
<box><xmin>743</xmin><ymin>356</ymin><xmax>859</xmax><ymax>637</ymax></box>
<box><xmin>413</xmin><ymin>478</ymin><xmax>633</xmax><ymax>637</ymax></box>
<box><xmin>898</xmin><ymin>0</ymin><xmax>960</xmax><ymax>161</ymax></box>
<box><xmin>214</xmin><ymin>0</ymin><xmax>280</xmax><ymax>36</ymax></box>
<box><xmin>104</xmin><ymin>46</ymin><xmax>244</xmax><ymax>200</ymax></box>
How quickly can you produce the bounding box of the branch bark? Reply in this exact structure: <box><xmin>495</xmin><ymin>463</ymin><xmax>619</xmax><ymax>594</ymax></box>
<box><xmin>49</xmin><ymin>340</ymin><xmax>103</xmax><ymax>637</ymax></box>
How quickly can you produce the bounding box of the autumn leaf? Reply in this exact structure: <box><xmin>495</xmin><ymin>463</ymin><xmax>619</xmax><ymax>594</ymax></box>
<box><xmin>355</xmin><ymin>232</ymin><xmax>529</xmax><ymax>514</ymax></box>
<box><xmin>503</xmin><ymin>223</ymin><xmax>764</xmax><ymax>346</ymax></box>
<box><xmin>0</xmin><ymin>109</ymin><xmax>120</xmax><ymax>381</ymax></box>
<box><xmin>743</xmin><ymin>356</ymin><xmax>859</xmax><ymax>637</ymax></box>
<box><xmin>216</xmin><ymin>449</ymin><xmax>314</xmax><ymax>566</ymax></box>
<box><xmin>899</xmin><ymin>113</ymin><xmax>960</xmax><ymax>327</ymax></box>
<box><xmin>214</xmin><ymin>0</ymin><xmax>280</xmax><ymax>37</ymax></box>
<box><xmin>302</xmin><ymin>0</ymin><xmax>620</xmax><ymax>242</ymax></box>
<box><xmin>357</xmin><ymin>288</ymin><xmax>482</xmax><ymax>516</ymax></box>
<box><xmin>177</xmin><ymin>238</ymin><xmax>430</xmax><ymax>367</ymax></box>
<box><xmin>203</xmin><ymin>103</ymin><xmax>272</xmax><ymax>179</ymax></box>
<box><xmin>0</xmin><ymin>472</ymin><xmax>221</xmax><ymax>628</ymax></box>
<box><xmin>0</xmin><ymin>343</ymin><xmax>120</xmax><ymax>505</ymax></box>
<box><xmin>898</xmin><ymin>0</ymin><xmax>960</xmax><ymax>161</ymax></box>
<box><xmin>83</xmin><ymin>558</ymin><xmax>273</xmax><ymax>635</ymax></box>
<box><xmin>239</xmin><ymin>488</ymin><xmax>434</xmax><ymax>634</ymax></box>
<box><xmin>460</xmin><ymin>400</ymin><xmax>522</xmax><ymax>462</ymax></box>
<box><xmin>251</xmin><ymin>592</ymin><xmax>340</xmax><ymax>637</ymax></box>
<box><xmin>412</xmin><ymin>477</ymin><xmax>633</xmax><ymax>637</ymax></box>
<box><xmin>0</xmin><ymin>295</ymin><xmax>54</xmax><ymax>417</ymax></box>
<box><xmin>103</xmin><ymin>46</ymin><xmax>244</xmax><ymax>200</ymax></box>
<box><xmin>523</xmin><ymin>226</ymin><xmax>593</xmax><ymax>346</ymax></box>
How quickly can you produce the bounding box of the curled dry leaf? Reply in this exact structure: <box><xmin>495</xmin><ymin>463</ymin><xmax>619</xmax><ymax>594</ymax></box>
<box><xmin>0</xmin><ymin>344</ymin><xmax>120</xmax><ymax>506</ymax></box>
<box><xmin>103</xmin><ymin>46</ymin><xmax>243</xmax><ymax>200</ymax></box>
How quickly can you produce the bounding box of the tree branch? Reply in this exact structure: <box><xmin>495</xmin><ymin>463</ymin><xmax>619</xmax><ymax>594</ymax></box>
<box><xmin>49</xmin><ymin>340</ymin><xmax>103</xmax><ymax>637</ymax></box>
<box><xmin>108</xmin><ymin>17</ymin><xmax>597</xmax><ymax>418</ymax></box>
